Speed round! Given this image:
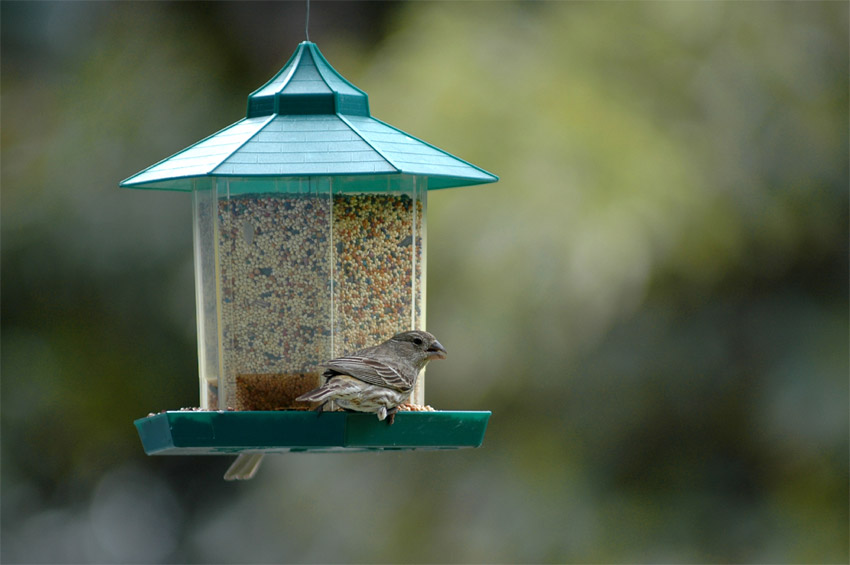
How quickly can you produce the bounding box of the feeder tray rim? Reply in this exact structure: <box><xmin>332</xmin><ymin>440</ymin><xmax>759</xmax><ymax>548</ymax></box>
<box><xmin>135</xmin><ymin>409</ymin><xmax>491</xmax><ymax>455</ymax></box>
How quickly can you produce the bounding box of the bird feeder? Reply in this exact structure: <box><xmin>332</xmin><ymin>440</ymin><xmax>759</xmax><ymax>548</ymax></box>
<box><xmin>123</xmin><ymin>42</ymin><xmax>496</xmax><ymax>454</ymax></box>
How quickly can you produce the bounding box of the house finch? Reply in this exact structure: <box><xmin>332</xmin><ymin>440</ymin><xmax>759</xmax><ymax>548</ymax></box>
<box><xmin>224</xmin><ymin>330</ymin><xmax>447</xmax><ymax>480</ymax></box>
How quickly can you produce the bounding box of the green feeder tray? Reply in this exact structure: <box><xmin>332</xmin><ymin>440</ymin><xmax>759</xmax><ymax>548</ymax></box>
<box><xmin>135</xmin><ymin>410</ymin><xmax>491</xmax><ymax>454</ymax></box>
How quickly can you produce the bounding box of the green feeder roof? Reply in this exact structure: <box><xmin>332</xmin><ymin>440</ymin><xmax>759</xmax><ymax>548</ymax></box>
<box><xmin>120</xmin><ymin>41</ymin><xmax>497</xmax><ymax>191</ymax></box>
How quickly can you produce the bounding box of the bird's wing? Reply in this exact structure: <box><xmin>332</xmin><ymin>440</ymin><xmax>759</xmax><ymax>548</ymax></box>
<box><xmin>322</xmin><ymin>355</ymin><xmax>412</xmax><ymax>392</ymax></box>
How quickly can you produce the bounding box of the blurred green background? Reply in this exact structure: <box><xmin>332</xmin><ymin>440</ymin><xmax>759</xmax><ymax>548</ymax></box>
<box><xmin>2</xmin><ymin>1</ymin><xmax>847</xmax><ymax>563</ymax></box>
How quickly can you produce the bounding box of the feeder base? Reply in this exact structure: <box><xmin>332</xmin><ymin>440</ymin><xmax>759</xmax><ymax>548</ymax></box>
<box><xmin>135</xmin><ymin>410</ymin><xmax>490</xmax><ymax>454</ymax></box>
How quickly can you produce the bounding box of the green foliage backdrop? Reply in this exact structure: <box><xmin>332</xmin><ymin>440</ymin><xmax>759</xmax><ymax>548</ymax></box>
<box><xmin>2</xmin><ymin>1</ymin><xmax>847</xmax><ymax>563</ymax></box>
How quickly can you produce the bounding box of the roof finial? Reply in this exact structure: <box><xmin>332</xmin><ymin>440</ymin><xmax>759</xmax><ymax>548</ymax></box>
<box><xmin>305</xmin><ymin>0</ymin><xmax>311</xmax><ymax>42</ymax></box>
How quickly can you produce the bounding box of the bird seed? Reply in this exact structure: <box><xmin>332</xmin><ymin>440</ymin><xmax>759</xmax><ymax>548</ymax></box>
<box><xmin>235</xmin><ymin>373</ymin><xmax>317</xmax><ymax>411</ymax></box>
<box><xmin>214</xmin><ymin>192</ymin><xmax>424</xmax><ymax>410</ymax></box>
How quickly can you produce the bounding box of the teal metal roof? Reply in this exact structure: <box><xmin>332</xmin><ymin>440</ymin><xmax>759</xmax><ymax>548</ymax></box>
<box><xmin>121</xmin><ymin>42</ymin><xmax>497</xmax><ymax>191</ymax></box>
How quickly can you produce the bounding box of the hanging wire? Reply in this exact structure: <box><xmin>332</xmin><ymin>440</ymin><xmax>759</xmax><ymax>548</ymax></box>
<box><xmin>305</xmin><ymin>0</ymin><xmax>311</xmax><ymax>41</ymax></box>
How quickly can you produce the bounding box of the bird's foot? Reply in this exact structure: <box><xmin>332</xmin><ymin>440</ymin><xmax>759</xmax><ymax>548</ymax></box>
<box><xmin>386</xmin><ymin>405</ymin><xmax>399</xmax><ymax>425</ymax></box>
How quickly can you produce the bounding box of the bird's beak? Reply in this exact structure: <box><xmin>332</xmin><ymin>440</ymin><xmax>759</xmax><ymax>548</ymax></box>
<box><xmin>427</xmin><ymin>340</ymin><xmax>447</xmax><ymax>360</ymax></box>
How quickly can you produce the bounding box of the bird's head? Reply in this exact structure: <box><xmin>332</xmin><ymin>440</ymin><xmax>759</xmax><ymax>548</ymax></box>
<box><xmin>390</xmin><ymin>330</ymin><xmax>447</xmax><ymax>362</ymax></box>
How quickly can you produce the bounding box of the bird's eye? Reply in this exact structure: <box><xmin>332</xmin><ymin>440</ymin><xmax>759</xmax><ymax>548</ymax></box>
<box><xmin>413</xmin><ymin>338</ymin><xmax>423</xmax><ymax>346</ymax></box>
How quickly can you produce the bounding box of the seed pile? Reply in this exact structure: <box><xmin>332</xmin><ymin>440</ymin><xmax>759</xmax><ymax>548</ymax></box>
<box><xmin>217</xmin><ymin>193</ymin><xmax>424</xmax><ymax>410</ymax></box>
<box><xmin>235</xmin><ymin>373</ymin><xmax>318</xmax><ymax>411</ymax></box>
<box><xmin>218</xmin><ymin>195</ymin><xmax>330</xmax><ymax>405</ymax></box>
<box><xmin>398</xmin><ymin>403</ymin><xmax>436</xmax><ymax>412</ymax></box>
<box><xmin>332</xmin><ymin>194</ymin><xmax>424</xmax><ymax>354</ymax></box>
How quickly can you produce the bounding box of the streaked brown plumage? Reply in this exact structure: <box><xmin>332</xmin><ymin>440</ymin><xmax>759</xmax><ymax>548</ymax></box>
<box><xmin>297</xmin><ymin>330</ymin><xmax>447</xmax><ymax>422</ymax></box>
<box><xmin>224</xmin><ymin>330</ymin><xmax>446</xmax><ymax>480</ymax></box>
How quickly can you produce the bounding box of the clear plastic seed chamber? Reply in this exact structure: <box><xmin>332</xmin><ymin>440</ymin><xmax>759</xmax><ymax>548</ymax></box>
<box><xmin>122</xmin><ymin>41</ymin><xmax>496</xmax><ymax>453</ymax></box>
<box><xmin>194</xmin><ymin>176</ymin><xmax>426</xmax><ymax>412</ymax></box>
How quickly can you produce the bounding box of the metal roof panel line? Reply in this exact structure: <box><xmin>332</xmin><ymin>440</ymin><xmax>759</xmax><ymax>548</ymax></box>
<box><xmin>120</xmin><ymin>115</ymin><xmax>274</xmax><ymax>188</ymax></box>
<box><xmin>337</xmin><ymin>113</ymin><xmax>401</xmax><ymax>175</ymax></box>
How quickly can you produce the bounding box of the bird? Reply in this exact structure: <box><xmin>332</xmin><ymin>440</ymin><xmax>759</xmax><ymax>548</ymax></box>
<box><xmin>223</xmin><ymin>330</ymin><xmax>447</xmax><ymax>480</ymax></box>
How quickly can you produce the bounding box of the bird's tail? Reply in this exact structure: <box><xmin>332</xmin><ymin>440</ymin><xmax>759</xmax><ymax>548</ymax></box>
<box><xmin>296</xmin><ymin>384</ymin><xmax>337</xmax><ymax>403</ymax></box>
